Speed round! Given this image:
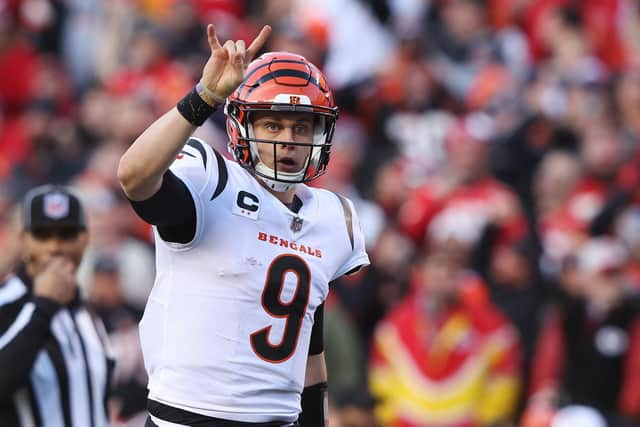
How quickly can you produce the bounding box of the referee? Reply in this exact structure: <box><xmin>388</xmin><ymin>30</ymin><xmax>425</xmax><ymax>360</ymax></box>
<box><xmin>0</xmin><ymin>185</ymin><xmax>113</xmax><ymax>427</ymax></box>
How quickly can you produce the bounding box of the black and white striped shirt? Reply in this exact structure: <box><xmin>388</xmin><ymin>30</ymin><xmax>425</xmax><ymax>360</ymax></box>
<box><xmin>0</xmin><ymin>272</ymin><xmax>113</xmax><ymax>427</ymax></box>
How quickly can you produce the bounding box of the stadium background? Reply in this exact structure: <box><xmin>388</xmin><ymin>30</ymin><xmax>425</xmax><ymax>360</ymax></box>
<box><xmin>1</xmin><ymin>0</ymin><xmax>640</xmax><ymax>426</ymax></box>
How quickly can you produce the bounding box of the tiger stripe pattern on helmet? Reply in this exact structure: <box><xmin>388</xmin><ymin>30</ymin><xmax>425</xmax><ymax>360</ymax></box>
<box><xmin>238</xmin><ymin>59</ymin><xmax>331</xmax><ymax>101</ymax></box>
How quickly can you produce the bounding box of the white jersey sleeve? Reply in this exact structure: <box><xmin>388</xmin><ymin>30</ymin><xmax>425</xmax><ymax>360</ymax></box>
<box><xmin>164</xmin><ymin>137</ymin><xmax>226</xmax><ymax>249</ymax></box>
<box><xmin>331</xmin><ymin>193</ymin><xmax>370</xmax><ymax>280</ymax></box>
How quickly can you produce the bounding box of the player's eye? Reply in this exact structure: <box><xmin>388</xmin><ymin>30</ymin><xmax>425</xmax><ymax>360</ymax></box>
<box><xmin>263</xmin><ymin>122</ymin><xmax>281</xmax><ymax>132</ymax></box>
<box><xmin>293</xmin><ymin>124</ymin><xmax>312</xmax><ymax>136</ymax></box>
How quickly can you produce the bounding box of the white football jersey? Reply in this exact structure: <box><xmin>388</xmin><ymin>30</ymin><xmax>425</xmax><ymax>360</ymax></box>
<box><xmin>139</xmin><ymin>138</ymin><xmax>370</xmax><ymax>423</ymax></box>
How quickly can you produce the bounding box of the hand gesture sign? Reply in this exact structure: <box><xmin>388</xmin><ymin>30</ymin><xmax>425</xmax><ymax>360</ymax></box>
<box><xmin>201</xmin><ymin>24</ymin><xmax>272</xmax><ymax>102</ymax></box>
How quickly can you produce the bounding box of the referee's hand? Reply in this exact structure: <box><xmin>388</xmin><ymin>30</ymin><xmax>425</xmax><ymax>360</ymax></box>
<box><xmin>33</xmin><ymin>257</ymin><xmax>76</xmax><ymax>305</ymax></box>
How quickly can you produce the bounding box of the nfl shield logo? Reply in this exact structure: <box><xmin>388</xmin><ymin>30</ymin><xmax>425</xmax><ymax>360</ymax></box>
<box><xmin>44</xmin><ymin>193</ymin><xmax>70</xmax><ymax>219</ymax></box>
<box><xmin>291</xmin><ymin>216</ymin><xmax>303</xmax><ymax>233</ymax></box>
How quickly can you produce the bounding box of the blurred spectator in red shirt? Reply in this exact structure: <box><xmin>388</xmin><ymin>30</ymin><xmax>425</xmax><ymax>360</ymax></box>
<box><xmin>104</xmin><ymin>21</ymin><xmax>192</xmax><ymax>114</ymax></box>
<box><xmin>398</xmin><ymin>113</ymin><xmax>527</xmax><ymax>252</ymax></box>
<box><xmin>516</xmin><ymin>0</ymin><xmax>630</xmax><ymax>71</ymax></box>
<box><xmin>559</xmin><ymin>124</ymin><xmax>626</xmax><ymax>236</ymax></box>
<box><xmin>0</xmin><ymin>5</ymin><xmax>38</xmax><ymax>115</ymax></box>
<box><xmin>533</xmin><ymin>150</ymin><xmax>584</xmax><ymax>278</ymax></box>
<box><xmin>369</xmin><ymin>242</ymin><xmax>521</xmax><ymax>426</ymax></box>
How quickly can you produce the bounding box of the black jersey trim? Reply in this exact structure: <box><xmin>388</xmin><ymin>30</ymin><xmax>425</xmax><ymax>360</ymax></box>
<box><xmin>147</xmin><ymin>399</ymin><xmax>295</xmax><ymax>426</ymax></box>
<box><xmin>334</xmin><ymin>194</ymin><xmax>354</xmax><ymax>250</ymax></box>
<box><xmin>186</xmin><ymin>138</ymin><xmax>207</xmax><ymax>169</ymax></box>
<box><xmin>308</xmin><ymin>303</ymin><xmax>324</xmax><ymax>355</ymax></box>
<box><xmin>210</xmin><ymin>149</ymin><xmax>229</xmax><ymax>200</ymax></box>
<box><xmin>344</xmin><ymin>266</ymin><xmax>364</xmax><ymax>276</ymax></box>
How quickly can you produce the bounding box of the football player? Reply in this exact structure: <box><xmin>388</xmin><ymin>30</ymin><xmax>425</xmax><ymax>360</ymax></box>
<box><xmin>117</xmin><ymin>24</ymin><xmax>369</xmax><ymax>427</ymax></box>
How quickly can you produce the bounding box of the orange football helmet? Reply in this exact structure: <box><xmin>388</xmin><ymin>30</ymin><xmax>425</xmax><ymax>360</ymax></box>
<box><xmin>225</xmin><ymin>52</ymin><xmax>339</xmax><ymax>191</ymax></box>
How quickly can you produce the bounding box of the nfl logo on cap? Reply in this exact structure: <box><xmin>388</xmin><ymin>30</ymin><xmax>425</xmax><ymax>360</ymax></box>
<box><xmin>44</xmin><ymin>192</ymin><xmax>70</xmax><ymax>219</ymax></box>
<box><xmin>22</xmin><ymin>184</ymin><xmax>87</xmax><ymax>232</ymax></box>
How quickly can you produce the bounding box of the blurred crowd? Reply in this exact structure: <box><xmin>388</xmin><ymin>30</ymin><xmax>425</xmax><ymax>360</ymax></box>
<box><xmin>2</xmin><ymin>0</ymin><xmax>640</xmax><ymax>426</ymax></box>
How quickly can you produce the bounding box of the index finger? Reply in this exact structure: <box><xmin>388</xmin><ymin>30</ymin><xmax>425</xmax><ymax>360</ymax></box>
<box><xmin>246</xmin><ymin>25</ymin><xmax>272</xmax><ymax>62</ymax></box>
<box><xmin>207</xmin><ymin>24</ymin><xmax>223</xmax><ymax>52</ymax></box>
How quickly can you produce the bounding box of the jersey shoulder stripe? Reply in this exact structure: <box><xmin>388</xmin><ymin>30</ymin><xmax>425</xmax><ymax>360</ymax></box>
<box><xmin>333</xmin><ymin>193</ymin><xmax>354</xmax><ymax>250</ymax></box>
<box><xmin>186</xmin><ymin>138</ymin><xmax>207</xmax><ymax>169</ymax></box>
<box><xmin>177</xmin><ymin>149</ymin><xmax>196</xmax><ymax>159</ymax></box>
<box><xmin>171</xmin><ymin>137</ymin><xmax>222</xmax><ymax>197</ymax></box>
<box><xmin>210</xmin><ymin>149</ymin><xmax>229</xmax><ymax>200</ymax></box>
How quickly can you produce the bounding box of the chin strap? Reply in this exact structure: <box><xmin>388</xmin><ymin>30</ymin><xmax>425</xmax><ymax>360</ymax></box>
<box><xmin>254</xmin><ymin>160</ymin><xmax>299</xmax><ymax>192</ymax></box>
<box><xmin>299</xmin><ymin>382</ymin><xmax>328</xmax><ymax>427</ymax></box>
<box><xmin>257</xmin><ymin>174</ymin><xmax>296</xmax><ymax>192</ymax></box>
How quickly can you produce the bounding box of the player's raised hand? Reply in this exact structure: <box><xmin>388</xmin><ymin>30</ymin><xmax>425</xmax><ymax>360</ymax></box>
<box><xmin>200</xmin><ymin>24</ymin><xmax>271</xmax><ymax>101</ymax></box>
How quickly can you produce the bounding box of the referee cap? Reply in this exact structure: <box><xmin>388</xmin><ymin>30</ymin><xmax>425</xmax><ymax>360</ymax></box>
<box><xmin>22</xmin><ymin>185</ymin><xmax>86</xmax><ymax>232</ymax></box>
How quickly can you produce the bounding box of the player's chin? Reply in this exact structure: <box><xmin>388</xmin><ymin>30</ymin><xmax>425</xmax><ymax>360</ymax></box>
<box><xmin>276</xmin><ymin>162</ymin><xmax>304</xmax><ymax>173</ymax></box>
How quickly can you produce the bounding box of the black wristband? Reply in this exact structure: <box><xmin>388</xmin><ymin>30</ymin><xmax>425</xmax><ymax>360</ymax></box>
<box><xmin>299</xmin><ymin>382</ymin><xmax>328</xmax><ymax>427</ymax></box>
<box><xmin>177</xmin><ymin>86</ymin><xmax>218</xmax><ymax>126</ymax></box>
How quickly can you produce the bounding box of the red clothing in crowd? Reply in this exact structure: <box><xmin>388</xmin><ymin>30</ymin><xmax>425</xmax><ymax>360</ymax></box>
<box><xmin>105</xmin><ymin>60</ymin><xmax>192</xmax><ymax>113</ymax></box>
<box><xmin>370</xmin><ymin>280</ymin><xmax>522</xmax><ymax>426</ymax></box>
<box><xmin>563</xmin><ymin>177</ymin><xmax>610</xmax><ymax>230</ymax></box>
<box><xmin>0</xmin><ymin>39</ymin><xmax>38</xmax><ymax>114</ymax></box>
<box><xmin>488</xmin><ymin>0</ymin><xmax>630</xmax><ymax>70</ymax></box>
<box><xmin>537</xmin><ymin>177</ymin><xmax>610</xmax><ymax>265</ymax></box>
<box><xmin>398</xmin><ymin>177</ymin><xmax>526</xmax><ymax>249</ymax></box>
